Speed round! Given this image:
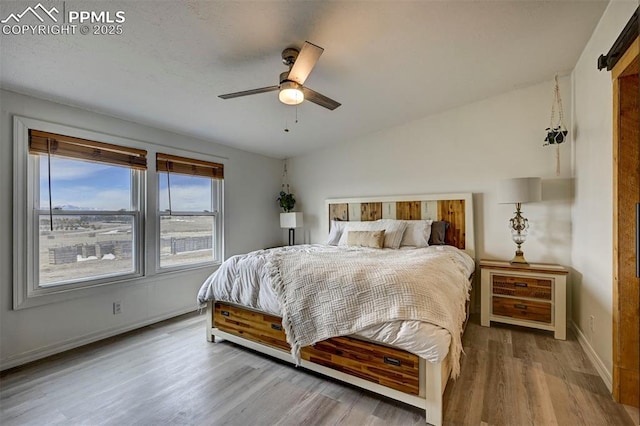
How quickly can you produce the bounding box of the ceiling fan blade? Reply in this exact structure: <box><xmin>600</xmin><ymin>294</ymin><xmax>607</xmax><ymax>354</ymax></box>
<box><xmin>288</xmin><ymin>41</ymin><xmax>324</xmax><ymax>85</ymax></box>
<box><xmin>301</xmin><ymin>87</ymin><xmax>341</xmax><ymax>110</ymax></box>
<box><xmin>219</xmin><ymin>85</ymin><xmax>279</xmax><ymax>99</ymax></box>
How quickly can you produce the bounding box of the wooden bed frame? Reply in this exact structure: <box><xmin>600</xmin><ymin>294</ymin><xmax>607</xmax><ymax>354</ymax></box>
<box><xmin>206</xmin><ymin>193</ymin><xmax>475</xmax><ymax>426</ymax></box>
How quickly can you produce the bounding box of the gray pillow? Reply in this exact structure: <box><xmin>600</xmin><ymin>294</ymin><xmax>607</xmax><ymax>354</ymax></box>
<box><xmin>429</xmin><ymin>221</ymin><xmax>449</xmax><ymax>245</ymax></box>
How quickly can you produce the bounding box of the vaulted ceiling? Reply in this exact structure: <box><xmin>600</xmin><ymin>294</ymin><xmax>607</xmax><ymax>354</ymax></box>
<box><xmin>1</xmin><ymin>1</ymin><xmax>608</xmax><ymax>158</ymax></box>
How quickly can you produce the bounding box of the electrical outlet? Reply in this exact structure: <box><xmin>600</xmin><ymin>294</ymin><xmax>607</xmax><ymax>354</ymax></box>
<box><xmin>589</xmin><ymin>315</ymin><xmax>595</xmax><ymax>333</ymax></box>
<box><xmin>113</xmin><ymin>301</ymin><xmax>122</xmax><ymax>315</ymax></box>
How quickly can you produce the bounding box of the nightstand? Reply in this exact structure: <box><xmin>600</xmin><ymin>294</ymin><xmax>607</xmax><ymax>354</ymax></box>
<box><xmin>480</xmin><ymin>259</ymin><xmax>568</xmax><ymax>340</ymax></box>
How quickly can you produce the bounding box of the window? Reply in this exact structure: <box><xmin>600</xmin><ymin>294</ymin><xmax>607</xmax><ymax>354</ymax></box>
<box><xmin>156</xmin><ymin>153</ymin><xmax>223</xmax><ymax>269</ymax></box>
<box><xmin>13</xmin><ymin>117</ymin><xmax>225</xmax><ymax>310</ymax></box>
<box><xmin>38</xmin><ymin>159</ymin><xmax>138</xmax><ymax>285</ymax></box>
<box><xmin>27</xmin><ymin>129</ymin><xmax>145</xmax><ymax>290</ymax></box>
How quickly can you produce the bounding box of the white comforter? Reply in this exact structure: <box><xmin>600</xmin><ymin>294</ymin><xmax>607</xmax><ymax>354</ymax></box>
<box><xmin>198</xmin><ymin>244</ymin><xmax>475</xmax><ymax>364</ymax></box>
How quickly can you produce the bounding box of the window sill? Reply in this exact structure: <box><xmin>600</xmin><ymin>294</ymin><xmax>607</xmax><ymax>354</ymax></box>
<box><xmin>155</xmin><ymin>261</ymin><xmax>221</xmax><ymax>275</ymax></box>
<box><xmin>13</xmin><ymin>265</ymin><xmax>218</xmax><ymax>311</ymax></box>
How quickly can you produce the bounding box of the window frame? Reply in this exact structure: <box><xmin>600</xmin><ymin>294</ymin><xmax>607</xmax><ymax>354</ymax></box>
<box><xmin>13</xmin><ymin>117</ymin><xmax>148</xmax><ymax>309</ymax></box>
<box><xmin>13</xmin><ymin>116</ymin><xmax>226</xmax><ymax>310</ymax></box>
<box><xmin>155</xmin><ymin>159</ymin><xmax>224</xmax><ymax>272</ymax></box>
<box><xmin>32</xmin><ymin>157</ymin><xmax>144</xmax><ymax>288</ymax></box>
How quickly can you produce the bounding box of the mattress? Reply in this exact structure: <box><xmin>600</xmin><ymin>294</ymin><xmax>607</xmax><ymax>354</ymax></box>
<box><xmin>198</xmin><ymin>244</ymin><xmax>475</xmax><ymax>364</ymax></box>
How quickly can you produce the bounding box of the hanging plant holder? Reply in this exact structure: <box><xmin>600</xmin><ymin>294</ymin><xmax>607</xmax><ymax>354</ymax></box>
<box><xmin>278</xmin><ymin>161</ymin><xmax>296</xmax><ymax>213</ymax></box>
<box><xmin>544</xmin><ymin>127</ymin><xmax>568</xmax><ymax>145</ymax></box>
<box><xmin>544</xmin><ymin>75</ymin><xmax>568</xmax><ymax>175</ymax></box>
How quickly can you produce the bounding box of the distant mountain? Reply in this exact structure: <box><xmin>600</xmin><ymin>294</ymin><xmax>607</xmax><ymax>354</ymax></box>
<box><xmin>53</xmin><ymin>204</ymin><xmax>98</xmax><ymax>211</ymax></box>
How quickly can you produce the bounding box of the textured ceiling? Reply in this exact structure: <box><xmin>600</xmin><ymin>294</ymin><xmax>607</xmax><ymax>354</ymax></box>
<box><xmin>0</xmin><ymin>1</ymin><xmax>608</xmax><ymax>158</ymax></box>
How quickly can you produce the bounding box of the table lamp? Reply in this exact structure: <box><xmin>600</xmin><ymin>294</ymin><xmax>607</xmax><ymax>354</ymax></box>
<box><xmin>280</xmin><ymin>212</ymin><xmax>303</xmax><ymax>246</ymax></box>
<box><xmin>497</xmin><ymin>177</ymin><xmax>542</xmax><ymax>265</ymax></box>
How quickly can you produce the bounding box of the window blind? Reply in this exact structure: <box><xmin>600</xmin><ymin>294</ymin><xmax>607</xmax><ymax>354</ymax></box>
<box><xmin>29</xmin><ymin>129</ymin><xmax>147</xmax><ymax>169</ymax></box>
<box><xmin>156</xmin><ymin>153</ymin><xmax>224</xmax><ymax>180</ymax></box>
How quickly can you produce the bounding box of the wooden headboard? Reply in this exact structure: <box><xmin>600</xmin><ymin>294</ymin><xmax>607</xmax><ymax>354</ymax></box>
<box><xmin>326</xmin><ymin>193</ymin><xmax>475</xmax><ymax>257</ymax></box>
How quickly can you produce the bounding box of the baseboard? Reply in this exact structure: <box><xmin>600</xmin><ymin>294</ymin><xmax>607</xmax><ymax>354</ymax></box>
<box><xmin>0</xmin><ymin>306</ymin><xmax>198</xmax><ymax>371</ymax></box>
<box><xmin>571</xmin><ymin>320</ymin><xmax>612</xmax><ymax>391</ymax></box>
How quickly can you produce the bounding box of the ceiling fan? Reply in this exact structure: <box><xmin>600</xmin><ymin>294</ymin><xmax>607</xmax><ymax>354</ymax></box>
<box><xmin>218</xmin><ymin>41</ymin><xmax>341</xmax><ymax>110</ymax></box>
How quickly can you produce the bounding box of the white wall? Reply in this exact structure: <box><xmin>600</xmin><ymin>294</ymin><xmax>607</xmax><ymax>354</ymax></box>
<box><xmin>289</xmin><ymin>79</ymin><xmax>574</xmax><ymax>273</ymax></box>
<box><xmin>0</xmin><ymin>90</ymin><xmax>284</xmax><ymax>370</ymax></box>
<box><xmin>570</xmin><ymin>1</ymin><xmax>637</xmax><ymax>387</ymax></box>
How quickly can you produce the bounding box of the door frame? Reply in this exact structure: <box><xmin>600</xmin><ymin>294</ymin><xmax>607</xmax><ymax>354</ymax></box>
<box><xmin>611</xmin><ymin>36</ymin><xmax>639</xmax><ymax>406</ymax></box>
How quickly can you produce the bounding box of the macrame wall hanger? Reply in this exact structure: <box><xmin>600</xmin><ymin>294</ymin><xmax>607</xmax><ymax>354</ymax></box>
<box><xmin>544</xmin><ymin>74</ymin><xmax>568</xmax><ymax>176</ymax></box>
<box><xmin>281</xmin><ymin>159</ymin><xmax>290</xmax><ymax>194</ymax></box>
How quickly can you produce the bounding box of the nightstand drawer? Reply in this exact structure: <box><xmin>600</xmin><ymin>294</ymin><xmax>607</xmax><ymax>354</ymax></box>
<box><xmin>492</xmin><ymin>296</ymin><xmax>552</xmax><ymax>323</ymax></box>
<box><xmin>492</xmin><ymin>275</ymin><xmax>552</xmax><ymax>300</ymax></box>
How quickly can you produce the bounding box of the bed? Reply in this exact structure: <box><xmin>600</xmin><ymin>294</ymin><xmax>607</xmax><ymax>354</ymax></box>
<box><xmin>198</xmin><ymin>193</ymin><xmax>475</xmax><ymax>426</ymax></box>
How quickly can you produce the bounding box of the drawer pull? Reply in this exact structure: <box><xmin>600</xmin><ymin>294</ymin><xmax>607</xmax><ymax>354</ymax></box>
<box><xmin>270</xmin><ymin>323</ymin><xmax>282</xmax><ymax>331</ymax></box>
<box><xmin>384</xmin><ymin>356</ymin><xmax>402</xmax><ymax>367</ymax></box>
<box><xmin>221</xmin><ymin>310</ymin><xmax>230</xmax><ymax>317</ymax></box>
<box><xmin>514</xmin><ymin>304</ymin><xmax>528</xmax><ymax>310</ymax></box>
<box><xmin>514</xmin><ymin>282</ymin><xmax>528</xmax><ymax>288</ymax></box>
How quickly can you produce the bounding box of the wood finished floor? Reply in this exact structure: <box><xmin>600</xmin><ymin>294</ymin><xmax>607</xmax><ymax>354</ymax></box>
<box><xmin>0</xmin><ymin>313</ymin><xmax>636</xmax><ymax>426</ymax></box>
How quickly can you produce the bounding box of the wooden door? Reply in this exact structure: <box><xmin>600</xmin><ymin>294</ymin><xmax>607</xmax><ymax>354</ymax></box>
<box><xmin>612</xmin><ymin>37</ymin><xmax>639</xmax><ymax>407</ymax></box>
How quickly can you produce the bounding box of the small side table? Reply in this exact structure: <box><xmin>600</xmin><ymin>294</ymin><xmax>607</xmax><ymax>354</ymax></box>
<box><xmin>480</xmin><ymin>259</ymin><xmax>568</xmax><ymax>340</ymax></box>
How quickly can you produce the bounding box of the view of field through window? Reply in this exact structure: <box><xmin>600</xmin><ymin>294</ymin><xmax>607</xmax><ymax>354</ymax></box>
<box><xmin>159</xmin><ymin>216</ymin><xmax>215</xmax><ymax>267</ymax></box>
<box><xmin>38</xmin><ymin>157</ymin><xmax>138</xmax><ymax>285</ymax></box>
<box><xmin>36</xmin><ymin>155</ymin><xmax>218</xmax><ymax>286</ymax></box>
<box><xmin>39</xmin><ymin>215</ymin><xmax>135</xmax><ymax>285</ymax></box>
<box><xmin>158</xmin><ymin>172</ymin><xmax>217</xmax><ymax>268</ymax></box>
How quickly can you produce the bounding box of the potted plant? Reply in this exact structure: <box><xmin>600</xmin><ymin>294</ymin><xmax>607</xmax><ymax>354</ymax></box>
<box><xmin>544</xmin><ymin>126</ymin><xmax>568</xmax><ymax>145</ymax></box>
<box><xmin>278</xmin><ymin>190</ymin><xmax>296</xmax><ymax>212</ymax></box>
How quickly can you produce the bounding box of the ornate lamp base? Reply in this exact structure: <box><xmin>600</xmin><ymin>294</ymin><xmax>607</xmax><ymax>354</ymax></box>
<box><xmin>510</xmin><ymin>249</ymin><xmax>529</xmax><ymax>265</ymax></box>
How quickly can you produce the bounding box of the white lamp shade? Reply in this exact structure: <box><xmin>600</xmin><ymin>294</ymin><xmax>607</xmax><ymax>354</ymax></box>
<box><xmin>497</xmin><ymin>177</ymin><xmax>542</xmax><ymax>204</ymax></box>
<box><xmin>280</xmin><ymin>212</ymin><xmax>303</xmax><ymax>228</ymax></box>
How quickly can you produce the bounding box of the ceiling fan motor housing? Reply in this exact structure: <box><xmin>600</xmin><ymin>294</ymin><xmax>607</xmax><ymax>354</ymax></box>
<box><xmin>281</xmin><ymin>47</ymin><xmax>299</xmax><ymax>66</ymax></box>
<box><xmin>279</xmin><ymin>71</ymin><xmax>292</xmax><ymax>84</ymax></box>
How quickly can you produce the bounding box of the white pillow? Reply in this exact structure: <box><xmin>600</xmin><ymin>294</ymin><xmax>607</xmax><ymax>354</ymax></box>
<box><xmin>327</xmin><ymin>220</ymin><xmax>347</xmax><ymax>245</ymax></box>
<box><xmin>338</xmin><ymin>220</ymin><xmax>407</xmax><ymax>249</ymax></box>
<box><xmin>395</xmin><ymin>220</ymin><xmax>433</xmax><ymax>247</ymax></box>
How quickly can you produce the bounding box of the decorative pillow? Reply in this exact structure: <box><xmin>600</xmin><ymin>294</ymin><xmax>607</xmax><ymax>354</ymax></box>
<box><xmin>338</xmin><ymin>221</ymin><xmax>385</xmax><ymax>246</ymax></box>
<box><xmin>327</xmin><ymin>219</ymin><xmax>347</xmax><ymax>245</ymax></box>
<box><xmin>429</xmin><ymin>221</ymin><xmax>450</xmax><ymax>245</ymax></box>
<box><xmin>377</xmin><ymin>219</ymin><xmax>408</xmax><ymax>249</ymax></box>
<box><xmin>398</xmin><ymin>220</ymin><xmax>433</xmax><ymax>247</ymax></box>
<box><xmin>346</xmin><ymin>230</ymin><xmax>385</xmax><ymax>248</ymax></box>
<box><xmin>338</xmin><ymin>220</ymin><xmax>407</xmax><ymax>249</ymax></box>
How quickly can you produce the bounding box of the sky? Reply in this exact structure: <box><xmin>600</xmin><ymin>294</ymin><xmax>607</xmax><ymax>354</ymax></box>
<box><xmin>39</xmin><ymin>157</ymin><xmax>214</xmax><ymax>212</ymax></box>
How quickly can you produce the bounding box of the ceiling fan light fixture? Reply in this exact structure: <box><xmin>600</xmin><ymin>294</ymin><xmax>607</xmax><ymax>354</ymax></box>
<box><xmin>279</xmin><ymin>81</ymin><xmax>304</xmax><ymax>105</ymax></box>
